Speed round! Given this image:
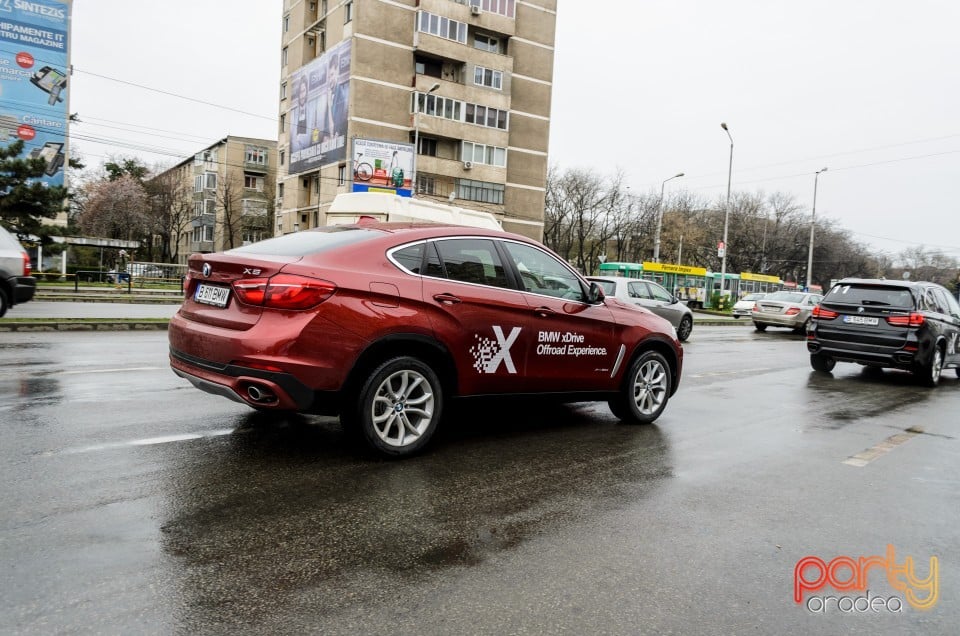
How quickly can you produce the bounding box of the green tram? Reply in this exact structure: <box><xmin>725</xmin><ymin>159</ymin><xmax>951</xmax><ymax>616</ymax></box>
<box><xmin>597</xmin><ymin>261</ymin><xmax>783</xmax><ymax>309</ymax></box>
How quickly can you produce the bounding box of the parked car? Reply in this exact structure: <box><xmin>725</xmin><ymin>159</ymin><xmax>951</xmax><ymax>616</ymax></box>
<box><xmin>0</xmin><ymin>224</ymin><xmax>36</xmax><ymax>318</ymax></box>
<box><xmin>752</xmin><ymin>290</ymin><xmax>823</xmax><ymax>333</ymax></box>
<box><xmin>732</xmin><ymin>292</ymin><xmax>766</xmax><ymax>318</ymax></box>
<box><xmin>169</xmin><ymin>224</ymin><xmax>684</xmax><ymax>457</ymax></box>
<box><xmin>807</xmin><ymin>278</ymin><xmax>960</xmax><ymax>386</ymax></box>
<box><xmin>587</xmin><ymin>276</ymin><xmax>694</xmax><ymax>341</ymax></box>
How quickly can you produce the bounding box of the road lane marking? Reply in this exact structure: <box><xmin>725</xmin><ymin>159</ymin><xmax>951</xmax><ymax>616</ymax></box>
<box><xmin>53</xmin><ymin>428</ymin><xmax>238</xmax><ymax>456</ymax></box>
<box><xmin>843</xmin><ymin>427</ymin><xmax>922</xmax><ymax>467</ymax></box>
<box><xmin>688</xmin><ymin>367</ymin><xmax>774</xmax><ymax>378</ymax></box>
<box><xmin>57</xmin><ymin>367</ymin><xmax>164</xmax><ymax>375</ymax></box>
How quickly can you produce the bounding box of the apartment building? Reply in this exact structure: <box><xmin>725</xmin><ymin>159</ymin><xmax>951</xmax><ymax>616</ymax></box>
<box><xmin>277</xmin><ymin>0</ymin><xmax>557</xmax><ymax>239</ymax></box>
<box><xmin>159</xmin><ymin>136</ymin><xmax>278</xmax><ymax>265</ymax></box>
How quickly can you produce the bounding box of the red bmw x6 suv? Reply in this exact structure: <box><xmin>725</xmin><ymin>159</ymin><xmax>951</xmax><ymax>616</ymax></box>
<box><xmin>169</xmin><ymin>223</ymin><xmax>683</xmax><ymax>456</ymax></box>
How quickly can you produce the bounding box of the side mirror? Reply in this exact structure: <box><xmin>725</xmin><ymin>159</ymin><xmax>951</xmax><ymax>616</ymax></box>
<box><xmin>587</xmin><ymin>281</ymin><xmax>604</xmax><ymax>304</ymax></box>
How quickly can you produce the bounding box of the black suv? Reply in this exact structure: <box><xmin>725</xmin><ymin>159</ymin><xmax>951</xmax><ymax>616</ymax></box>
<box><xmin>807</xmin><ymin>278</ymin><xmax>960</xmax><ymax>386</ymax></box>
<box><xmin>0</xmin><ymin>225</ymin><xmax>36</xmax><ymax>318</ymax></box>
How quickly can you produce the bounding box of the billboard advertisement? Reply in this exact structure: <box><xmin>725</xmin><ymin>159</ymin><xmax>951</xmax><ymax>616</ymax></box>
<box><xmin>288</xmin><ymin>39</ymin><xmax>350</xmax><ymax>175</ymax></box>
<box><xmin>0</xmin><ymin>0</ymin><xmax>70</xmax><ymax>187</ymax></box>
<box><xmin>351</xmin><ymin>138</ymin><xmax>414</xmax><ymax>197</ymax></box>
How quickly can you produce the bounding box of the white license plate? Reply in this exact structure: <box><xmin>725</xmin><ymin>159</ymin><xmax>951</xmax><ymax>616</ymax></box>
<box><xmin>843</xmin><ymin>315</ymin><xmax>878</xmax><ymax>326</ymax></box>
<box><xmin>194</xmin><ymin>283</ymin><xmax>230</xmax><ymax>308</ymax></box>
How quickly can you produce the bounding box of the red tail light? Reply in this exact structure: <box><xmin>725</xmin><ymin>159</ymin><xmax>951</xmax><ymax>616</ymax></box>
<box><xmin>22</xmin><ymin>252</ymin><xmax>31</xmax><ymax>276</ymax></box>
<box><xmin>233</xmin><ymin>274</ymin><xmax>336</xmax><ymax>310</ymax></box>
<box><xmin>812</xmin><ymin>305</ymin><xmax>838</xmax><ymax>319</ymax></box>
<box><xmin>886</xmin><ymin>313</ymin><xmax>925</xmax><ymax>327</ymax></box>
<box><xmin>784</xmin><ymin>307</ymin><xmax>800</xmax><ymax>316</ymax></box>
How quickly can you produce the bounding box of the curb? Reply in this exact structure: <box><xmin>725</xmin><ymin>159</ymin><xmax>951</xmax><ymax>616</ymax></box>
<box><xmin>0</xmin><ymin>321</ymin><xmax>170</xmax><ymax>332</ymax></box>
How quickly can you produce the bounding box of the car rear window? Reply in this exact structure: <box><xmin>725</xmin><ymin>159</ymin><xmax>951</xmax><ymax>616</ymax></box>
<box><xmin>825</xmin><ymin>284</ymin><xmax>914</xmax><ymax>308</ymax></box>
<box><xmin>764</xmin><ymin>291</ymin><xmax>806</xmax><ymax>303</ymax></box>
<box><xmin>228</xmin><ymin>226</ymin><xmax>382</xmax><ymax>257</ymax></box>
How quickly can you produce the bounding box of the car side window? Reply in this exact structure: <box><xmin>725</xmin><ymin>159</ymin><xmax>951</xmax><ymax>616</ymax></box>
<box><xmin>628</xmin><ymin>281</ymin><xmax>648</xmax><ymax>299</ymax></box>
<box><xmin>434</xmin><ymin>238</ymin><xmax>509</xmax><ymax>289</ymax></box>
<box><xmin>425</xmin><ymin>241</ymin><xmax>445</xmax><ymax>278</ymax></box>
<box><xmin>390</xmin><ymin>243</ymin><xmax>424</xmax><ymax>274</ymax></box>
<box><xmin>648</xmin><ymin>283</ymin><xmax>673</xmax><ymax>303</ymax></box>
<box><xmin>930</xmin><ymin>288</ymin><xmax>953</xmax><ymax>315</ymax></box>
<box><xmin>501</xmin><ymin>241</ymin><xmax>584</xmax><ymax>301</ymax></box>
<box><xmin>939</xmin><ymin>288</ymin><xmax>960</xmax><ymax>318</ymax></box>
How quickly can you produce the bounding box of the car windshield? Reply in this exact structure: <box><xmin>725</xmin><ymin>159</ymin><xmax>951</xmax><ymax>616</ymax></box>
<box><xmin>825</xmin><ymin>284</ymin><xmax>914</xmax><ymax>308</ymax></box>
<box><xmin>764</xmin><ymin>291</ymin><xmax>805</xmax><ymax>303</ymax></box>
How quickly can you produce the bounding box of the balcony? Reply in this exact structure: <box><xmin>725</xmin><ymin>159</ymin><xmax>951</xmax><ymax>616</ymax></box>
<box><xmin>244</xmin><ymin>160</ymin><xmax>269</xmax><ymax>174</ymax></box>
<box><xmin>191</xmin><ymin>241</ymin><xmax>214</xmax><ymax>253</ymax></box>
<box><xmin>191</xmin><ymin>213</ymin><xmax>215</xmax><ymax>228</ymax></box>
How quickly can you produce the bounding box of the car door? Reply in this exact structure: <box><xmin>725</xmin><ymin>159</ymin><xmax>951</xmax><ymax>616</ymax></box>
<box><xmin>420</xmin><ymin>237</ymin><xmax>533</xmax><ymax>396</ymax></box>
<box><xmin>500</xmin><ymin>240</ymin><xmax>617</xmax><ymax>392</ymax></box>
<box><xmin>931</xmin><ymin>287</ymin><xmax>960</xmax><ymax>367</ymax></box>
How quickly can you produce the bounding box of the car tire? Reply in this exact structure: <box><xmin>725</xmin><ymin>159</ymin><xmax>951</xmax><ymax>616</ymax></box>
<box><xmin>915</xmin><ymin>345</ymin><xmax>944</xmax><ymax>388</ymax></box>
<box><xmin>608</xmin><ymin>350</ymin><xmax>671</xmax><ymax>425</ymax></box>
<box><xmin>677</xmin><ymin>315</ymin><xmax>693</xmax><ymax>342</ymax></box>
<box><xmin>0</xmin><ymin>287</ymin><xmax>7</xmax><ymax>318</ymax></box>
<box><xmin>810</xmin><ymin>353</ymin><xmax>835</xmax><ymax>373</ymax></box>
<box><xmin>754</xmin><ymin>323</ymin><xmax>767</xmax><ymax>332</ymax></box>
<box><xmin>732</xmin><ymin>315</ymin><xmax>741</xmax><ymax>319</ymax></box>
<box><xmin>347</xmin><ymin>356</ymin><xmax>443</xmax><ymax>457</ymax></box>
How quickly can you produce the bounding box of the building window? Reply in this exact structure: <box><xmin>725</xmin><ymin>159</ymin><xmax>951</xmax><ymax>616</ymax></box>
<box><xmin>245</xmin><ymin>146</ymin><xmax>268</xmax><ymax>165</ymax></box>
<box><xmin>344</xmin><ymin>0</ymin><xmax>353</xmax><ymax>23</ymax></box>
<box><xmin>473</xmin><ymin>66</ymin><xmax>503</xmax><ymax>90</ymax></box>
<box><xmin>280</xmin><ymin>82</ymin><xmax>287</xmax><ymax>100</ymax></box>
<box><xmin>462</xmin><ymin>141</ymin><xmax>506</xmax><ymax>167</ymax></box>
<box><xmin>283</xmin><ymin>14</ymin><xmax>289</xmax><ymax>32</ymax></box>
<box><xmin>338</xmin><ymin>164</ymin><xmax>346</xmax><ymax>185</ymax></box>
<box><xmin>417</xmin><ymin>174</ymin><xmax>437</xmax><ymax>195</ymax></box>
<box><xmin>205</xmin><ymin>172</ymin><xmax>217</xmax><ymax>190</ymax></box>
<box><xmin>465</xmin><ymin>0</ymin><xmax>516</xmax><ymax>18</ymax></box>
<box><xmin>278</xmin><ymin>182</ymin><xmax>284</xmax><ymax>200</ymax></box>
<box><xmin>280</xmin><ymin>150</ymin><xmax>285</xmax><ymax>166</ymax></box>
<box><xmin>244</xmin><ymin>174</ymin><xmax>264</xmax><ymax>190</ymax></box>
<box><xmin>417</xmin><ymin>137</ymin><xmax>438</xmax><ymax>157</ymax></box>
<box><xmin>204</xmin><ymin>198</ymin><xmax>216</xmax><ymax>215</ymax></box>
<box><xmin>417</xmin><ymin>11</ymin><xmax>467</xmax><ymax>44</ymax></box>
<box><xmin>280</xmin><ymin>113</ymin><xmax>285</xmax><ymax>133</ymax></box>
<box><xmin>282</xmin><ymin>46</ymin><xmax>288</xmax><ymax>66</ymax></box>
<box><xmin>194</xmin><ymin>175</ymin><xmax>203</xmax><ymax>193</ymax></box>
<box><xmin>414</xmin><ymin>92</ymin><xmax>507</xmax><ymax>131</ymax></box>
<box><xmin>473</xmin><ymin>34</ymin><xmax>502</xmax><ymax>54</ymax></box>
<box><xmin>193</xmin><ymin>201</ymin><xmax>203</xmax><ymax>216</ymax></box>
<box><xmin>457</xmin><ymin>178</ymin><xmax>504</xmax><ymax>204</ymax></box>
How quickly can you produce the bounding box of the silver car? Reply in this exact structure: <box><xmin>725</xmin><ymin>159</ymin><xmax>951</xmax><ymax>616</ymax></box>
<box><xmin>588</xmin><ymin>276</ymin><xmax>694</xmax><ymax>341</ymax></box>
<box><xmin>0</xmin><ymin>224</ymin><xmax>36</xmax><ymax>317</ymax></box>
<box><xmin>751</xmin><ymin>290</ymin><xmax>823</xmax><ymax>333</ymax></box>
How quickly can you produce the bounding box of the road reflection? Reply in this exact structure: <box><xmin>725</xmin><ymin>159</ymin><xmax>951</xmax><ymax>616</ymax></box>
<box><xmin>156</xmin><ymin>402</ymin><xmax>672</xmax><ymax>628</ymax></box>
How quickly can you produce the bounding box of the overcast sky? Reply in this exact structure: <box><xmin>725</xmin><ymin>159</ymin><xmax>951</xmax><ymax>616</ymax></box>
<box><xmin>68</xmin><ymin>0</ymin><xmax>960</xmax><ymax>258</ymax></box>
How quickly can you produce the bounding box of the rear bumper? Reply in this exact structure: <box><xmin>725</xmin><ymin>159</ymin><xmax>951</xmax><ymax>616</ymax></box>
<box><xmin>7</xmin><ymin>275</ymin><xmax>36</xmax><ymax>304</ymax></box>
<box><xmin>753</xmin><ymin>313</ymin><xmax>805</xmax><ymax>328</ymax></box>
<box><xmin>806</xmin><ymin>339</ymin><xmax>920</xmax><ymax>369</ymax></box>
<box><xmin>170</xmin><ymin>347</ymin><xmax>339</xmax><ymax>414</ymax></box>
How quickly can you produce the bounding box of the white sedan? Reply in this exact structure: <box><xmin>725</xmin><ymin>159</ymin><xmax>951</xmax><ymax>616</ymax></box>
<box><xmin>588</xmin><ymin>276</ymin><xmax>694</xmax><ymax>341</ymax></box>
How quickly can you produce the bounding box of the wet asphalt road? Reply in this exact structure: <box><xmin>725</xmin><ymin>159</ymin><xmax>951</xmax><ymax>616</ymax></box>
<box><xmin>1</xmin><ymin>327</ymin><xmax>958</xmax><ymax>635</ymax></box>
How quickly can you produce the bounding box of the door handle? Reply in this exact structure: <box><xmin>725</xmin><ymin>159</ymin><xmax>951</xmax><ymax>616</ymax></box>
<box><xmin>533</xmin><ymin>306</ymin><xmax>557</xmax><ymax>317</ymax></box>
<box><xmin>433</xmin><ymin>293</ymin><xmax>461</xmax><ymax>305</ymax></box>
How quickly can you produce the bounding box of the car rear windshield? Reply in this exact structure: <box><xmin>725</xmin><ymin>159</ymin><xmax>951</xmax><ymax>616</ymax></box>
<box><xmin>825</xmin><ymin>284</ymin><xmax>914</xmax><ymax>308</ymax></box>
<box><xmin>228</xmin><ymin>227</ymin><xmax>383</xmax><ymax>257</ymax></box>
<box><xmin>764</xmin><ymin>291</ymin><xmax>806</xmax><ymax>303</ymax></box>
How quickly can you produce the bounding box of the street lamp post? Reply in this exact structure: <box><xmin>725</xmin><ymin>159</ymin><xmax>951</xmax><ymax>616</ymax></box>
<box><xmin>720</xmin><ymin>122</ymin><xmax>734</xmax><ymax>294</ymax></box>
<box><xmin>805</xmin><ymin>167</ymin><xmax>828</xmax><ymax>290</ymax></box>
<box><xmin>412</xmin><ymin>82</ymin><xmax>440</xmax><ymax>197</ymax></box>
<box><xmin>653</xmin><ymin>172</ymin><xmax>684</xmax><ymax>262</ymax></box>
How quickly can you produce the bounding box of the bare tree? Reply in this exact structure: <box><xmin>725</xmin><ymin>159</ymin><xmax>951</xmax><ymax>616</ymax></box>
<box><xmin>145</xmin><ymin>170</ymin><xmax>192</xmax><ymax>263</ymax></box>
<box><xmin>76</xmin><ymin>174</ymin><xmax>150</xmax><ymax>242</ymax></box>
<box><xmin>216</xmin><ymin>173</ymin><xmax>243</xmax><ymax>251</ymax></box>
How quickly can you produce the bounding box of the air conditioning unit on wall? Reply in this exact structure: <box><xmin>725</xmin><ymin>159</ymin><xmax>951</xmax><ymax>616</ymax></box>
<box><xmin>470</xmin><ymin>5</ymin><xmax>482</xmax><ymax>16</ymax></box>
<box><xmin>463</xmin><ymin>161</ymin><xmax>473</xmax><ymax>170</ymax></box>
